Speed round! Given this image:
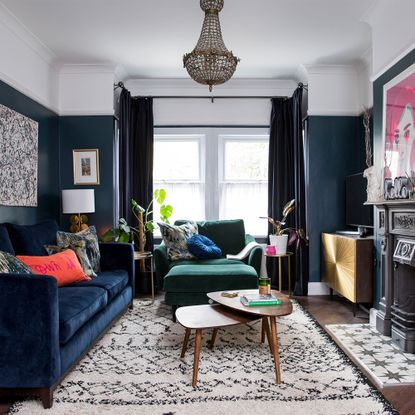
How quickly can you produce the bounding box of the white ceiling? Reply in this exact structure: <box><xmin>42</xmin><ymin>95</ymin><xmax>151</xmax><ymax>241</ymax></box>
<box><xmin>1</xmin><ymin>0</ymin><xmax>375</xmax><ymax>79</ymax></box>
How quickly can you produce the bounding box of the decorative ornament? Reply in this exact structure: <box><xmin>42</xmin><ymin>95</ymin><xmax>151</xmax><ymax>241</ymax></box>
<box><xmin>183</xmin><ymin>0</ymin><xmax>240</xmax><ymax>92</ymax></box>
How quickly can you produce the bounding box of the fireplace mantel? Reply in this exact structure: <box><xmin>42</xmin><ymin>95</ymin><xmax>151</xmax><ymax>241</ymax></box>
<box><xmin>373</xmin><ymin>200</ymin><xmax>415</xmax><ymax>353</ymax></box>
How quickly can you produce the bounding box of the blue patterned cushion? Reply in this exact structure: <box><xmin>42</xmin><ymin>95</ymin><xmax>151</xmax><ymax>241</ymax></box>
<box><xmin>0</xmin><ymin>250</ymin><xmax>32</xmax><ymax>274</ymax></box>
<box><xmin>57</xmin><ymin>226</ymin><xmax>101</xmax><ymax>273</ymax></box>
<box><xmin>187</xmin><ymin>234</ymin><xmax>222</xmax><ymax>259</ymax></box>
<box><xmin>158</xmin><ymin>222</ymin><xmax>198</xmax><ymax>261</ymax></box>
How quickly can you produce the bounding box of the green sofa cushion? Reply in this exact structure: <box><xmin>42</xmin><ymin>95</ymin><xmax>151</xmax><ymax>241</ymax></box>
<box><xmin>169</xmin><ymin>258</ymin><xmax>242</xmax><ymax>268</ymax></box>
<box><xmin>175</xmin><ymin>219</ymin><xmax>246</xmax><ymax>255</ymax></box>
<box><xmin>163</xmin><ymin>263</ymin><xmax>258</xmax><ymax>293</ymax></box>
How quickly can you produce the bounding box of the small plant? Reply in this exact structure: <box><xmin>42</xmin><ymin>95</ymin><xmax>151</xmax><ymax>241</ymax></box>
<box><xmin>102</xmin><ymin>188</ymin><xmax>173</xmax><ymax>247</ymax></box>
<box><xmin>260</xmin><ymin>199</ymin><xmax>308</xmax><ymax>249</ymax></box>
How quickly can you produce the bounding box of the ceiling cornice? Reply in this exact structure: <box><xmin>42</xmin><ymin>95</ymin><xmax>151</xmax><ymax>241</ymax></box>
<box><xmin>0</xmin><ymin>2</ymin><xmax>55</xmax><ymax>65</ymax></box>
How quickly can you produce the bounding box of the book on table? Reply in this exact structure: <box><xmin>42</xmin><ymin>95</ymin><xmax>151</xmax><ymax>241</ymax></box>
<box><xmin>240</xmin><ymin>294</ymin><xmax>282</xmax><ymax>306</ymax></box>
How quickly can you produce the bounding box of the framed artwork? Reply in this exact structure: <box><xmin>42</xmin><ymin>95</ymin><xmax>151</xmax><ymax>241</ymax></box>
<box><xmin>382</xmin><ymin>62</ymin><xmax>415</xmax><ymax>191</ymax></box>
<box><xmin>0</xmin><ymin>104</ymin><xmax>38</xmax><ymax>206</ymax></box>
<box><xmin>73</xmin><ymin>149</ymin><xmax>100</xmax><ymax>185</ymax></box>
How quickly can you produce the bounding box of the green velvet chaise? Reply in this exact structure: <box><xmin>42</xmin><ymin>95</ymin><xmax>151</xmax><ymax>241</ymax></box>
<box><xmin>154</xmin><ymin>219</ymin><xmax>262</xmax><ymax>315</ymax></box>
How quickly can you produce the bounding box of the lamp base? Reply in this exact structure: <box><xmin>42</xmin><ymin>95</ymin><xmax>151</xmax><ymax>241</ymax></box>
<box><xmin>69</xmin><ymin>214</ymin><xmax>89</xmax><ymax>233</ymax></box>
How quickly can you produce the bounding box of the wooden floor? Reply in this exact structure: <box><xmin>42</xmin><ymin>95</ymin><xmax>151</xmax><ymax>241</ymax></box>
<box><xmin>1</xmin><ymin>295</ymin><xmax>413</xmax><ymax>415</ymax></box>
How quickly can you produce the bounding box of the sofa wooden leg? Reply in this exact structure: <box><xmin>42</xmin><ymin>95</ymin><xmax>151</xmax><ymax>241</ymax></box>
<box><xmin>39</xmin><ymin>388</ymin><xmax>53</xmax><ymax>409</ymax></box>
<box><xmin>129</xmin><ymin>301</ymin><xmax>134</xmax><ymax>310</ymax></box>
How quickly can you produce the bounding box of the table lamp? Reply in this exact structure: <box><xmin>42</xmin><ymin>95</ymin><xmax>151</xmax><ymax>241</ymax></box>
<box><xmin>62</xmin><ymin>189</ymin><xmax>95</xmax><ymax>233</ymax></box>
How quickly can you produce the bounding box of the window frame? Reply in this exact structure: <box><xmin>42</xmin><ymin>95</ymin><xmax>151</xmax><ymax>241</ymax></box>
<box><xmin>154</xmin><ymin>127</ymin><xmax>269</xmax><ymax>237</ymax></box>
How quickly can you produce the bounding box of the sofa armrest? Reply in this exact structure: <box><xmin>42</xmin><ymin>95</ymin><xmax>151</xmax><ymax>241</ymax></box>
<box><xmin>245</xmin><ymin>234</ymin><xmax>263</xmax><ymax>276</ymax></box>
<box><xmin>99</xmin><ymin>242</ymin><xmax>135</xmax><ymax>292</ymax></box>
<box><xmin>154</xmin><ymin>243</ymin><xmax>169</xmax><ymax>290</ymax></box>
<box><xmin>0</xmin><ymin>274</ymin><xmax>60</xmax><ymax>388</ymax></box>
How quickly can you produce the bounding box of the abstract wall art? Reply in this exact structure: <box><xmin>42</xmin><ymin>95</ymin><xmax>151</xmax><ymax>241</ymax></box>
<box><xmin>0</xmin><ymin>104</ymin><xmax>38</xmax><ymax>206</ymax></box>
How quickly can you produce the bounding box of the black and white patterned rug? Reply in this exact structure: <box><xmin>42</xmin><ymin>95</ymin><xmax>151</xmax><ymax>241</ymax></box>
<box><xmin>9</xmin><ymin>300</ymin><xmax>397</xmax><ymax>415</ymax></box>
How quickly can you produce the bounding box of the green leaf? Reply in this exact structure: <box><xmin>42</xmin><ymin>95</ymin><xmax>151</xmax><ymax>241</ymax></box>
<box><xmin>145</xmin><ymin>222</ymin><xmax>155</xmax><ymax>232</ymax></box>
<box><xmin>101</xmin><ymin>229</ymin><xmax>116</xmax><ymax>242</ymax></box>
<box><xmin>131</xmin><ymin>199</ymin><xmax>145</xmax><ymax>213</ymax></box>
<box><xmin>160</xmin><ymin>204</ymin><xmax>173</xmax><ymax>219</ymax></box>
<box><xmin>118</xmin><ymin>233</ymin><xmax>130</xmax><ymax>243</ymax></box>
<box><xmin>154</xmin><ymin>188</ymin><xmax>166</xmax><ymax>205</ymax></box>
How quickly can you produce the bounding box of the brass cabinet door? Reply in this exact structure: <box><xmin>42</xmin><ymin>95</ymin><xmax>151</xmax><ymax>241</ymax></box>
<box><xmin>321</xmin><ymin>233</ymin><xmax>357</xmax><ymax>302</ymax></box>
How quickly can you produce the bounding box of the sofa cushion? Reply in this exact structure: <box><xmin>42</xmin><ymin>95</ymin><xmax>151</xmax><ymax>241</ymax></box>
<box><xmin>58</xmin><ymin>286</ymin><xmax>108</xmax><ymax>344</ymax></box>
<box><xmin>45</xmin><ymin>241</ymin><xmax>97</xmax><ymax>277</ymax></box>
<box><xmin>163</xmin><ymin>263</ymin><xmax>258</xmax><ymax>293</ymax></box>
<box><xmin>70</xmin><ymin>270</ymin><xmax>129</xmax><ymax>301</ymax></box>
<box><xmin>170</xmin><ymin>258</ymin><xmax>243</xmax><ymax>268</ymax></box>
<box><xmin>0</xmin><ymin>251</ymin><xmax>32</xmax><ymax>274</ymax></box>
<box><xmin>57</xmin><ymin>226</ymin><xmax>101</xmax><ymax>273</ymax></box>
<box><xmin>175</xmin><ymin>219</ymin><xmax>246</xmax><ymax>256</ymax></box>
<box><xmin>6</xmin><ymin>220</ymin><xmax>58</xmax><ymax>256</ymax></box>
<box><xmin>159</xmin><ymin>222</ymin><xmax>198</xmax><ymax>261</ymax></box>
<box><xmin>187</xmin><ymin>234</ymin><xmax>222</xmax><ymax>259</ymax></box>
<box><xmin>0</xmin><ymin>225</ymin><xmax>14</xmax><ymax>255</ymax></box>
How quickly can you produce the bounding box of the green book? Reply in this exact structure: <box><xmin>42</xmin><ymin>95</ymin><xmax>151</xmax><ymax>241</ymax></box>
<box><xmin>240</xmin><ymin>294</ymin><xmax>282</xmax><ymax>307</ymax></box>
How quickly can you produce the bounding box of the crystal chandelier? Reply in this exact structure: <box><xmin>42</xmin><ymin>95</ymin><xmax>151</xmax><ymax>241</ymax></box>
<box><xmin>183</xmin><ymin>0</ymin><xmax>240</xmax><ymax>92</ymax></box>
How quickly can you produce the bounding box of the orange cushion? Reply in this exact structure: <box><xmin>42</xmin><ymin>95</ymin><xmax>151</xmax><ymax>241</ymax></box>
<box><xmin>17</xmin><ymin>249</ymin><xmax>91</xmax><ymax>286</ymax></box>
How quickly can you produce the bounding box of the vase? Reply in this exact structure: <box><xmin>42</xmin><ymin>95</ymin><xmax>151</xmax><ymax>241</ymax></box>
<box><xmin>269</xmin><ymin>234</ymin><xmax>288</xmax><ymax>255</ymax></box>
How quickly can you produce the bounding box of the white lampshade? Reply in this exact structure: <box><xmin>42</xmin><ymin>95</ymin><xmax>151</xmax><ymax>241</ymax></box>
<box><xmin>62</xmin><ymin>189</ymin><xmax>95</xmax><ymax>214</ymax></box>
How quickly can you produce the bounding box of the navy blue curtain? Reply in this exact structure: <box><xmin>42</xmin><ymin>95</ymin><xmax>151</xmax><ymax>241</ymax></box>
<box><xmin>268</xmin><ymin>86</ymin><xmax>308</xmax><ymax>295</ymax></box>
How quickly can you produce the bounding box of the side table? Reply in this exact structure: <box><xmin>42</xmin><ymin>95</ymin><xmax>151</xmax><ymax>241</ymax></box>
<box><xmin>264</xmin><ymin>252</ymin><xmax>293</xmax><ymax>295</ymax></box>
<box><xmin>134</xmin><ymin>251</ymin><xmax>155</xmax><ymax>304</ymax></box>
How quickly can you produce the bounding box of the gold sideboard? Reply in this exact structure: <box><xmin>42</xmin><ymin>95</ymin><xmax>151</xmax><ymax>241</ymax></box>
<box><xmin>321</xmin><ymin>233</ymin><xmax>373</xmax><ymax>304</ymax></box>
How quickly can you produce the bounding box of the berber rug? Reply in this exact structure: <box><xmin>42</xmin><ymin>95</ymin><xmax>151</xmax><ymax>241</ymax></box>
<box><xmin>8</xmin><ymin>300</ymin><xmax>397</xmax><ymax>414</ymax></box>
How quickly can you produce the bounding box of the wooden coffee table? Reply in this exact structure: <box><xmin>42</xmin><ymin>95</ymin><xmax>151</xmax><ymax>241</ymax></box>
<box><xmin>175</xmin><ymin>304</ymin><xmax>259</xmax><ymax>387</ymax></box>
<box><xmin>175</xmin><ymin>290</ymin><xmax>292</xmax><ymax>387</ymax></box>
<box><xmin>207</xmin><ymin>289</ymin><xmax>293</xmax><ymax>384</ymax></box>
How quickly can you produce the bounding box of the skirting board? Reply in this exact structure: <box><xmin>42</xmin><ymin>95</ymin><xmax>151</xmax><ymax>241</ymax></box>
<box><xmin>308</xmin><ymin>282</ymin><xmax>330</xmax><ymax>295</ymax></box>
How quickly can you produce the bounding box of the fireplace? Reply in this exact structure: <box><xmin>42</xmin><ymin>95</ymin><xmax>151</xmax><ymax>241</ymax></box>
<box><xmin>375</xmin><ymin>201</ymin><xmax>415</xmax><ymax>353</ymax></box>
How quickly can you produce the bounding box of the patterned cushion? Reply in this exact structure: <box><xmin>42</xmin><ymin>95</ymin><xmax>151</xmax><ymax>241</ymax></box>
<box><xmin>57</xmin><ymin>226</ymin><xmax>101</xmax><ymax>273</ymax></box>
<box><xmin>44</xmin><ymin>240</ymin><xmax>97</xmax><ymax>277</ymax></box>
<box><xmin>158</xmin><ymin>222</ymin><xmax>198</xmax><ymax>261</ymax></box>
<box><xmin>0</xmin><ymin>250</ymin><xmax>32</xmax><ymax>274</ymax></box>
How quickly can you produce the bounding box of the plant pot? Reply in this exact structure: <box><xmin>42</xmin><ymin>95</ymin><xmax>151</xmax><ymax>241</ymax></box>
<box><xmin>269</xmin><ymin>234</ymin><xmax>288</xmax><ymax>255</ymax></box>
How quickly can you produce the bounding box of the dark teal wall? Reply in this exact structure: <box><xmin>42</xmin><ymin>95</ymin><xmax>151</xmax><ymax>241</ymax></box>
<box><xmin>0</xmin><ymin>80</ymin><xmax>60</xmax><ymax>224</ymax></box>
<box><xmin>307</xmin><ymin>116</ymin><xmax>366</xmax><ymax>282</ymax></box>
<box><xmin>372</xmin><ymin>48</ymin><xmax>415</xmax><ymax>306</ymax></box>
<box><xmin>59</xmin><ymin>116</ymin><xmax>115</xmax><ymax>236</ymax></box>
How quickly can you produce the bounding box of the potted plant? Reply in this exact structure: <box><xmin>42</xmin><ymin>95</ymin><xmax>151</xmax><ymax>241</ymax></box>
<box><xmin>260</xmin><ymin>199</ymin><xmax>307</xmax><ymax>254</ymax></box>
<box><xmin>102</xmin><ymin>188</ymin><xmax>173</xmax><ymax>251</ymax></box>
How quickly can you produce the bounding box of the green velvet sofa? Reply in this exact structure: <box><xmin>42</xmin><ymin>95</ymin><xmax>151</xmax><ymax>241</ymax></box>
<box><xmin>154</xmin><ymin>219</ymin><xmax>262</xmax><ymax>314</ymax></box>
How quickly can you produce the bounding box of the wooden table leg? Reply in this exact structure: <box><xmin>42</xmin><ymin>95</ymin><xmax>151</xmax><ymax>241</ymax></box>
<box><xmin>261</xmin><ymin>320</ymin><xmax>265</xmax><ymax>343</ymax></box>
<box><xmin>208</xmin><ymin>328</ymin><xmax>218</xmax><ymax>350</ymax></box>
<box><xmin>181</xmin><ymin>328</ymin><xmax>191</xmax><ymax>358</ymax></box>
<box><xmin>288</xmin><ymin>255</ymin><xmax>291</xmax><ymax>296</ymax></box>
<box><xmin>262</xmin><ymin>317</ymin><xmax>272</xmax><ymax>353</ymax></box>
<box><xmin>192</xmin><ymin>329</ymin><xmax>203</xmax><ymax>387</ymax></box>
<box><xmin>278</xmin><ymin>257</ymin><xmax>282</xmax><ymax>292</ymax></box>
<box><xmin>269</xmin><ymin>316</ymin><xmax>281</xmax><ymax>384</ymax></box>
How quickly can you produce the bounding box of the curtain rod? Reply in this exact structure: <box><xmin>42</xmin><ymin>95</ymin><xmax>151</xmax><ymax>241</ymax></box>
<box><xmin>114</xmin><ymin>82</ymin><xmax>308</xmax><ymax>99</ymax></box>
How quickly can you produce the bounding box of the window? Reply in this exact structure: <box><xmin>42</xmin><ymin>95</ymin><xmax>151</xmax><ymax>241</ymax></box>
<box><xmin>153</xmin><ymin>128</ymin><xmax>269</xmax><ymax>236</ymax></box>
<box><xmin>153</xmin><ymin>135</ymin><xmax>204</xmax><ymax>228</ymax></box>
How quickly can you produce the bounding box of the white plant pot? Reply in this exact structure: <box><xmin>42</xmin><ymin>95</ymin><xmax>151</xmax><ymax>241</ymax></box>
<box><xmin>269</xmin><ymin>234</ymin><xmax>288</xmax><ymax>255</ymax></box>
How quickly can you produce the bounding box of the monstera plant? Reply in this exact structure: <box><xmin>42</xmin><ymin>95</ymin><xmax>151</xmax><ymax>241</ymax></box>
<box><xmin>102</xmin><ymin>188</ymin><xmax>173</xmax><ymax>251</ymax></box>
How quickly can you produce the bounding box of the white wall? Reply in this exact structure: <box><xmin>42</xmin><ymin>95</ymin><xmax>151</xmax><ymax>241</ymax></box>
<box><xmin>305</xmin><ymin>65</ymin><xmax>362</xmax><ymax>116</ymax></box>
<box><xmin>0</xmin><ymin>3</ymin><xmax>58</xmax><ymax>112</ymax></box>
<box><xmin>125</xmin><ymin>79</ymin><xmax>298</xmax><ymax>126</ymax></box>
<box><xmin>363</xmin><ymin>0</ymin><xmax>415</xmax><ymax>80</ymax></box>
<box><xmin>58</xmin><ymin>64</ymin><xmax>115</xmax><ymax>116</ymax></box>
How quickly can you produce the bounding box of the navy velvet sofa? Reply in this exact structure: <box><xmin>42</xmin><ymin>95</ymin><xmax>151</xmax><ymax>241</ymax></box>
<box><xmin>0</xmin><ymin>220</ymin><xmax>134</xmax><ymax>408</ymax></box>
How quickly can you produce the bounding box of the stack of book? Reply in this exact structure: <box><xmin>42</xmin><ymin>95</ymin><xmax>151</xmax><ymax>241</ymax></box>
<box><xmin>240</xmin><ymin>294</ymin><xmax>282</xmax><ymax>307</ymax></box>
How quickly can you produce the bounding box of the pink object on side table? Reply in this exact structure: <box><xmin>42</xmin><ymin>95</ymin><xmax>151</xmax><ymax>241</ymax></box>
<box><xmin>265</xmin><ymin>245</ymin><xmax>276</xmax><ymax>255</ymax></box>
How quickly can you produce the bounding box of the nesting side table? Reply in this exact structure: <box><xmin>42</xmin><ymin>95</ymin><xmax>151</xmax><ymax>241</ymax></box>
<box><xmin>134</xmin><ymin>251</ymin><xmax>155</xmax><ymax>304</ymax></box>
<box><xmin>265</xmin><ymin>252</ymin><xmax>293</xmax><ymax>295</ymax></box>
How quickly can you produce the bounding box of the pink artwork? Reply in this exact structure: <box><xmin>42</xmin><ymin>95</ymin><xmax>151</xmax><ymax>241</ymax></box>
<box><xmin>383</xmin><ymin>64</ymin><xmax>415</xmax><ymax>181</ymax></box>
